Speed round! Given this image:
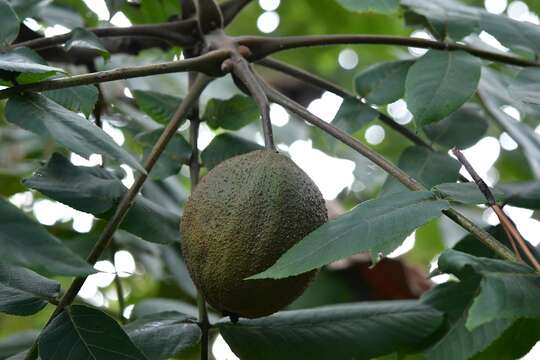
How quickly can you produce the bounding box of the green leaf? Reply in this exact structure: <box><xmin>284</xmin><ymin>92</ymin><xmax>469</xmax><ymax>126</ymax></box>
<box><xmin>250</xmin><ymin>191</ymin><xmax>449</xmax><ymax>279</ymax></box>
<box><xmin>65</xmin><ymin>27</ymin><xmax>110</xmax><ymax>59</ymax></box>
<box><xmin>509</xmin><ymin>68</ymin><xmax>540</xmax><ymax>111</ymax></box>
<box><xmin>383</xmin><ymin>146</ymin><xmax>460</xmax><ymax>194</ymax></box>
<box><xmin>0</xmin><ymin>331</ymin><xmax>38</xmax><ymax>359</ymax></box>
<box><xmin>136</xmin><ymin>128</ymin><xmax>191</xmax><ymax>180</ymax></box>
<box><xmin>480</xmin><ymin>13</ymin><xmax>540</xmax><ymax>55</ymax></box>
<box><xmin>354</xmin><ymin>60</ymin><xmax>414</xmax><ymax>105</ymax></box>
<box><xmin>201</xmin><ymin>133</ymin><xmax>263</xmax><ymax>170</ymax></box>
<box><xmin>0</xmin><ymin>0</ymin><xmax>20</xmax><ymax>46</ymax></box>
<box><xmin>497</xmin><ymin>181</ymin><xmax>540</xmax><ymax>209</ymax></box>
<box><xmin>133</xmin><ymin>90</ymin><xmax>181</xmax><ymax>124</ymax></box>
<box><xmin>5</xmin><ymin>93</ymin><xmax>145</xmax><ymax>173</ymax></box>
<box><xmin>423</xmin><ymin>104</ymin><xmax>488</xmax><ymax>149</ymax></box>
<box><xmin>203</xmin><ymin>95</ymin><xmax>259</xmax><ymax>130</ymax></box>
<box><xmin>39</xmin><ymin>305</ymin><xmax>148</xmax><ymax>360</ymax></box>
<box><xmin>218</xmin><ymin>300</ymin><xmax>443</xmax><ymax>360</ymax></box>
<box><xmin>0</xmin><ymin>48</ymin><xmax>64</xmax><ymax>84</ymax></box>
<box><xmin>24</xmin><ymin>154</ymin><xmax>180</xmax><ymax>244</ymax></box>
<box><xmin>433</xmin><ymin>182</ymin><xmax>506</xmax><ymax>205</ymax></box>
<box><xmin>337</xmin><ymin>0</ymin><xmax>399</xmax><ymax>14</ymax></box>
<box><xmin>0</xmin><ymin>263</ymin><xmax>60</xmax><ymax>316</ymax></box>
<box><xmin>405</xmin><ymin>50</ymin><xmax>481</xmax><ymax>126</ymax></box>
<box><xmin>125</xmin><ymin>311</ymin><xmax>201</xmax><ymax>360</ymax></box>
<box><xmin>0</xmin><ymin>196</ymin><xmax>94</xmax><ymax>276</ymax></box>
<box><xmin>44</xmin><ymin>84</ymin><xmax>99</xmax><ymax>118</ymax></box>
<box><xmin>332</xmin><ymin>96</ymin><xmax>379</xmax><ymax>134</ymax></box>
<box><xmin>131</xmin><ymin>299</ymin><xmax>201</xmax><ymax>321</ymax></box>
<box><xmin>439</xmin><ymin>250</ymin><xmax>540</xmax><ymax>329</ymax></box>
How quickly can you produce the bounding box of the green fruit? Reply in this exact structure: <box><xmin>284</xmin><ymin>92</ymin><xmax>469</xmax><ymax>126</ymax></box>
<box><xmin>180</xmin><ymin>150</ymin><xmax>327</xmax><ymax>318</ymax></box>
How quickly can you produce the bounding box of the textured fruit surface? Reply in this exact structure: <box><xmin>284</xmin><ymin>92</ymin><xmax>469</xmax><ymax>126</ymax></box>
<box><xmin>180</xmin><ymin>150</ymin><xmax>327</xmax><ymax>318</ymax></box>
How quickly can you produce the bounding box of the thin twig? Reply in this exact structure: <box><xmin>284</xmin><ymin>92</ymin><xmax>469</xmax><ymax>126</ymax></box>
<box><xmin>110</xmin><ymin>242</ymin><xmax>127</xmax><ymax>324</ymax></box>
<box><xmin>0</xmin><ymin>50</ymin><xmax>228</xmax><ymax>99</ymax></box>
<box><xmin>12</xmin><ymin>20</ymin><xmax>198</xmax><ymax>50</ymax></box>
<box><xmin>453</xmin><ymin>148</ymin><xmax>539</xmax><ymax>270</ymax></box>
<box><xmin>259</xmin><ymin>80</ymin><xmax>519</xmax><ymax>263</ymax></box>
<box><xmin>196</xmin><ymin>0</ymin><xmax>224</xmax><ymax>34</ymax></box>
<box><xmin>23</xmin><ymin>75</ymin><xmax>212</xmax><ymax>360</ymax></box>
<box><xmin>229</xmin><ymin>55</ymin><xmax>274</xmax><ymax>149</ymax></box>
<box><xmin>238</xmin><ymin>35</ymin><xmax>540</xmax><ymax>67</ymax></box>
<box><xmin>256</xmin><ymin>57</ymin><xmax>432</xmax><ymax>149</ymax></box>
<box><xmin>221</xmin><ymin>0</ymin><xmax>254</xmax><ymax>26</ymax></box>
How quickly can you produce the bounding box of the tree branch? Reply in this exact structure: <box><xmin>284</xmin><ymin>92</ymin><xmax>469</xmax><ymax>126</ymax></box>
<box><xmin>13</xmin><ymin>20</ymin><xmax>198</xmax><ymax>50</ymax></box>
<box><xmin>23</xmin><ymin>74</ymin><xmax>212</xmax><ymax>360</ymax></box>
<box><xmin>452</xmin><ymin>148</ymin><xmax>540</xmax><ymax>271</ymax></box>
<box><xmin>0</xmin><ymin>50</ymin><xmax>229</xmax><ymax>99</ymax></box>
<box><xmin>196</xmin><ymin>0</ymin><xmax>224</xmax><ymax>34</ymax></box>
<box><xmin>222</xmin><ymin>0</ymin><xmax>254</xmax><ymax>27</ymax></box>
<box><xmin>259</xmin><ymin>80</ymin><xmax>519</xmax><ymax>263</ymax></box>
<box><xmin>238</xmin><ymin>35</ymin><xmax>540</xmax><ymax>67</ymax></box>
<box><xmin>256</xmin><ymin>57</ymin><xmax>432</xmax><ymax>149</ymax></box>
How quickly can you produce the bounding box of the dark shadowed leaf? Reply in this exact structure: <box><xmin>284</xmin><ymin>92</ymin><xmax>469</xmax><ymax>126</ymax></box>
<box><xmin>0</xmin><ymin>196</ymin><xmax>94</xmax><ymax>276</ymax></box>
<box><xmin>355</xmin><ymin>60</ymin><xmax>414</xmax><ymax>105</ymax></box>
<box><xmin>5</xmin><ymin>93</ymin><xmax>145</xmax><ymax>173</ymax></box>
<box><xmin>405</xmin><ymin>50</ymin><xmax>481</xmax><ymax>126</ymax></box>
<box><xmin>44</xmin><ymin>84</ymin><xmax>99</xmax><ymax>118</ymax></box>
<box><xmin>0</xmin><ymin>48</ymin><xmax>64</xmax><ymax>84</ymax></box>
<box><xmin>133</xmin><ymin>90</ymin><xmax>181</xmax><ymax>124</ymax></box>
<box><xmin>201</xmin><ymin>133</ymin><xmax>263</xmax><ymax>170</ymax></box>
<box><xmin>125</xmin><ymin>311</ymin><xmax>200</xmax><ymax>360</ymax></box>
<box><xmin>136</xmin><ymin>128</ymin><xmax>191</xmax><ymax>180</ymax></box>
<box><xmin>65</xmin><ymin>27</ymin><xmax>110</xmax><ymax>59</ymax></box>
<box><xmin>337</xmin><ymin>0</ymin><xmax>399</xmax><ymax>14</ymax></box>
<box><xmin>480</xmin><ymin>13</ymin><xmax>540</xmax><ymax>55</ymax></box>
<box><xmin>131</xmin><ymin>299</ymin><xmax>203</xmax><ymax>321</ymax></box>
<box><xmin>203</xmin><ymin>94</ymin><xmax>259</xmax><ymax>130</ymax></box>
<box><xmin>24</xmin><ymin>154</ymin><xmax>180</xmax><ymax>244</ymax></box>
<box><xmin>439</xmin><ymin>250</ymin><xmax>540</xmax><ymax>329</ymax></box>
<box><xmin>161</xmin><ymin>247</ymin><xmax>197</xmax><ymax>300</ymax></box>
<box><xmin>423</xmin><ymin>104</ymin><xmax>488</xmax><ymax>149</ymax></box>
<box><xmin>332</xmin><ymin>97</ymin><xmax>378</xmax><ymax>134</ymax></box>
<box><xmin>433</xmin><ymin>182</ymin><xmax>506</xmax><ymax>205</ymax></box>
<box><xmin>0</xmin><ymin>263</ymin><xmax>60</xmax><ymax>316</ymax></box>
<box><xmin>250</xmin><ymin>191</ymin><xmax>448</xmax><ymax>279</ymax></box>
<box><xmin>509</xmin><ymin>68</ymin><xmax>540</xmax><ymax>111</ymax></box>
<box><xmin>219</xmin><ymin>300</ymin><xmax>442</xmax><ymax>360</ymax></box>
<box><xmin>498</xmin><ymin>181</ymin><xmax>540</xmax><ymax>209</ymax></box>
<box><xmin>383</xmin><ymin>146</ymin><xmax>460</xmax><ymax>194</ymax></box>
<box><xmin>0</xmin><ymin>331</ymin><xmax>38</xmax><ymax>359</ymax></box>
<box><xmin>0</xmin><ymin>0</ymin><xmax>20</xmax><ymax>46</ymax></box>
<box><xmin>39</xmin><ymin>305</ymin><xmax>148</xmax><ymax>360</ymax></box>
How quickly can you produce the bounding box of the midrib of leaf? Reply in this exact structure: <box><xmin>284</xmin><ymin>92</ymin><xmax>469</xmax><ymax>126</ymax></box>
<box><xmin>66</xmin><ymin>308</ymin><xmax>97</xmax><ymax>360</ymax></box>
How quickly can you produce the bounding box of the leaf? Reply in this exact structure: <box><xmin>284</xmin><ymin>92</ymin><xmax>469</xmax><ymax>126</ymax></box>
<box><xmin>480</xmin><ymin>13</ymin><xmax>540</xmax><ymax>55</ymax></box>
<box><xmin>0</xmin><ymin>263</ymin><xmax>60</xmax><ymax>316</ymax></box>
<box><xmin>201</xmin><ymin>133</ymin><xmax>263</xmax><ymax>170</ymax></box>
<box><xmin>39</xmin><ymin>305</ymin><xmax>148</xmax><ymax>360</ymax></box>
<box><xmin>401</xmin><ymin>0</ymin><xmax>479</xmax><ymax>40</ymax></box>
<box><xmin>24</xmin><ymin>154</ymin><xmax>180</xmax><ymax>244</ymax></box>
<box><xmin>0</xmin><ymin>0</ymin><xmax>20</xmax><ymax>46</ymax></box>
<box><xmin>133</xmin><ymin>90</ymin><xmax>181</xmax><ymax>124</ymax></box>
<box><xmin>136</xmin><ymin>128</ymin><xmax>191</xmax><ymax>180</ymax></box>
<box><xmin>0</xmin><ymin>196</ymin><xmax>94</xmax><ymax>276</ymax></box>
<box><xmin>423</xmin><ymin>104</ymin><xmax>488</xmax><ymax>149</ymax></box>
<box><xmin>433</xmin><ymin>182</ymin><xmax>506</xmax><ymax>205</ymax></box>
<box><xmin>0</xmin><ymin>331</ymin><xmax>39</xmax><ymax>359</ymax></box>
<box><xmin>439</xmin><ymin>250</ymin><xmax>540</xmax><ymax>329</ymax></box>
<box><xmin>497</xmin><ymin>181</ymin><xmax>540</xmax><ymax>209</ymax></box>
<box><xmin>405</xmin><ymin>50</ymin><xmax>481</xmax><ymax>126</ymax></box>
<box><xmin>218</xmin><ymin>300</ymin><xmax>443</xmax><ymax>360</ymax></box>
<box><xmin>125</xmin><ymin>311</ymin><xmax>201</xmax><ymax>360</ymax></box>
<box><xmin>383</xmin><ymin>146</ymin><xmax>460</xmax><ymax>194</ymax></box>
<box><xmin>65</xmin><ymin>27</ymin><xmax>110</xmax><ymax>59</ymax></box>
<box><xmin>509</xmin><ymin>68</ymin><xmax>540</xmax><ymax>111</ymax></box>
<box><xmin>202</xmin><ymin>94</ymin><xmax>259</xmax><ymax>130</ymax></box>
<box><xmin>331</xmin><ymin>96</ymin><xmax>378</xmax><ymax>134</ymax></box>
<box><xmin>0</xmin><ymin>48</ymin><xmax>64</xmax><ymax>83</ymax></box>
<box><xmin>250</xmin><ymin>191</ymin><xmax>449</xmax><ymax>279</ymax></box>
<box><xmin>5</xmin><ymin>93</ymin><xmax>145</xmax><ymax>173</ymax></box>
<box><xmin>354</xmin><ymin>60</ymin><xmax>415</xmax><ymax>105</ymax></box>
<box><xmin>44</xmin><ymin>84</ymin><xmax>99</xmax><ymax>118</ymax></box>
<box><xmin>337</xmin><ymin>0</ymin><xmax>399</xmax><ymax>14</ymax></box>
<box><xmin>131</xmin><ymin>299</ymin><xmax>202</xmax><ymax>321</ymax></box>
